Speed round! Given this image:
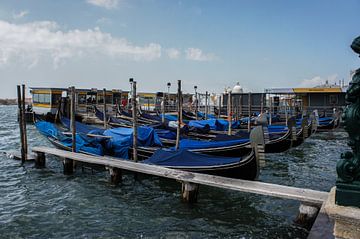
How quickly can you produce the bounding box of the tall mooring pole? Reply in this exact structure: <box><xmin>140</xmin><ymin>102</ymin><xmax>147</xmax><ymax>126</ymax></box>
<box><xmin>247</xmin><ymin>92</ymin><xmax>252</xmax><ymax>133</ymax></box>
<box><xmin>132</xmin><ymin>80</ymin><xmax>138</xmax><ymax>162</ymax></box>
<box><xmin>70</xmin><ymin>86</ymin><xmax>76</xmax><ymax>152</ymax></box>
<box><xmin>227</xmin><ymin>92</ymin><xmax>232</xmax><ymax>136</ymax></box>
<box><xmin>103</xmin><ymin>88</ymin><xmax>107</xmax><ymax>129</ymax></box>
<box><xmin>21</xmin><ymin>84</ymin><xmax>28</xmax><ymax>161</ymax></box>
<box><xmin>175</xmin><ymin>80</ymin><xmax>182</xmax><ymax>150</ymax></box>
<box><xmin>17</xmin><ymin>85</ymin><xmax>25</xmax><ymax>164</ymax></box>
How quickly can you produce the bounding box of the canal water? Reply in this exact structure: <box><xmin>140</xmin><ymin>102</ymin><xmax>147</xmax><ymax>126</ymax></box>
<box><xmin>0</xmin><ymin>105</ymin><xmax>349</xmax><ymax>238</ymax></box>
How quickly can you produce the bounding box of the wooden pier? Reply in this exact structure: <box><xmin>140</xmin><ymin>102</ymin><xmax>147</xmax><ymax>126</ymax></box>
<box><xmin>32</xmin><ymin>146</ymin><xmax>328</xmax><ymax>206</ymax></box>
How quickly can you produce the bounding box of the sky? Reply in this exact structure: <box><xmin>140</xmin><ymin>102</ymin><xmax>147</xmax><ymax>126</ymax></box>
<box><xmin>0</xmin><ymin>0</ymin><xmax>359</xmax><ymax>98</ymax></box>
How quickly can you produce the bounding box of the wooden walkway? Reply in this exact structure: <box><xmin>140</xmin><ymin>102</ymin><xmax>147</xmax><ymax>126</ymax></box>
<box><xmin>32</xmin><ymin>146</ymin><xmax>328</xmax><ymax>206</ymax></box>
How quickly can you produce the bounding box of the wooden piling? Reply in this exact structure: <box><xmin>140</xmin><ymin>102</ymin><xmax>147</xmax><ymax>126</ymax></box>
<box><xmin>161</xmin><ymin>96</ymin><xmax>165</xmax><ymax>123</ymax></box>
<box><xmin>21</xmin><ymin>85</ymin><xmax>28</xmax><ymax>158</ymax></box>
<box><xmin>132</xmin><ymin>80</ymin><xmax>138</xmax><ymax>162</ymax></box>
<box><xmin>260</xmin><ymin>93</ymin><xmax>264</xmax><ymax>114</ymax></box>
<box><xmin>109</xmin><ymin>167</ymin><xmax>122</xmax><ymax>185</ymax></box>
<box><xmin>247</xmin><ymin>92</ymin><xmax>251</xmax><ymax>133</ymax></box>
<box><xmin>205</xmin><ymin>91</ymin><xmax>208</xmax><ymax>120</ymax></box>
<box><xmin>239</xmin><ymin>94</ymin><xmax>243</xmax><ymax>117</ymax></box>
<box><xmin>175</xmin><ymin>80</ymin><xmax>181</xmax><ymax>150</ymax></box>
<box><xmin>17</xmin><ymin>85</ymin><xmax>25</xmax><ymax>164</ymax></box>
<box><xmin>269</xmin><ymin>95</ymin><xmax>272</xmax><ymax>125</ymax></box>
<box><xmin>195</xmin><ymin>92</ymin><xmax>198</xmax><ymax>120</ymax></box>
<box><xmin>103</xmin><ymin>88</ymin><xmax>107</xmax><ymax>129</ymax></box>
<box><xmin>64</xmin><ymin>86</ymin><xmax>76</xmax><ymax>175</ymax></box>
<box><xmin>217</xmin><ymin>94</ymin><xmax>221</xmax><ymax>119</ymax></box>
<box><xmin>35</xmin><ymin>152</ymin><xmax>45</xmax><ymax>168</ymax></box>
<box><xmin>227</xmin><ymin>92</ymin><xmax>232</xmax><ymax>136</ymax></box>
<box><xmin>181</xmin><ymin>182</ymin><xmax>199</xmax><ymax>203</ymax></box>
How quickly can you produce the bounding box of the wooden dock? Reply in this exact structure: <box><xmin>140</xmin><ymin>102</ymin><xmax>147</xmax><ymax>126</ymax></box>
<box><xmin>32</xmin><ymin>146</ymin><xmax>328</xmax><ymax>206</ymax></box>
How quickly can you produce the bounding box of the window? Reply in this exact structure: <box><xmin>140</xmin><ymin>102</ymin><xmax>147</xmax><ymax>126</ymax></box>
<box><xmin>33</xmin><ymin>93</ymin><xmax>51</xmax><ymax>104</ymax></box>
<box><xmin>329</xmin><ymin>95</ymin><xmax>338</xmax><ymax>105</ymax></box>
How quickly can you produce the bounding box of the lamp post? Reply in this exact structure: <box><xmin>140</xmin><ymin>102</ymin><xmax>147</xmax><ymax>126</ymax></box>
<box><xmin>194</xmin><ymin>86</ymin><xmax>198</xmax><ymax>120</ymax></box>
<box><xmin>167</xmin><ymin>82</ymin><xmax>171</xmax><ymax>111</ymax></box>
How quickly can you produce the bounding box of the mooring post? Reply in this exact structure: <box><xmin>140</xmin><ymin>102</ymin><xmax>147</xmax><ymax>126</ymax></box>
<box><xmin>35</xmin><ymin>151</ymin><xmax>46</xmax><ymax>168</ymax></box>
<box><xmin>181</xmin><ymin>182</ymin><xmax>199</xmax><ymax>203</ymax></box>
<box><xmin>294</xmin><ymin>203</ymin><xmax>320</xmax><ymax>230</ymax></box>
<box><xmin>260</xmin><ymin>93</ymin><xmax>264</xmax><ymax>114</ymax></box>
<box><xmin>161</xmin><ymin>95</ymin><xmax>165</xmax><ymax>124</ymax></box>
<box><xmin>195</xmin><ymin>86</ymin><xmax>198</xmax><ymax>120</ymax></box>
<box><xmin>269</xmin><ymin>95</ymin><xmax>272</xmax><ymax>125</ymax></box>
<box><xmin>285</xmin><ymin>101</ymin><xmax>288</xmax><ymax>126</ymax></box>
<box><xmin>217</xmin><ymin>94</ymin><xmax>221</xmax><ymax>119</ymax></box>
<box><xmin>205</xmin><ymin>91</ymin><xmax>208</xmax><ymax>120</ymax></box>
<box><xmin>227</xmin><ymin>91</ymin><xmax>232</xmax><ymax>136</ymax></box>
<box><xmin>247</xmin><ymin>92</ymin><xmax>252</xmax><ymax>133</ymax></box>
<box><xmin>16</xmin><ymin>85</ymin><xmax>25</xmax><ymax>164</ymax></box>
<box><xmin>64</xmin><ymin>86</ymin><xmax>75</xmax><ymax>175</ymax></box>
<box><xmin>239</xmin><ymin>94</ymin><xmax>243</xmax><ymax>117</ymax></box>
<box><xmin>175</xmin><ymin>80</ymin><xmax>182</xmax><ymax>150</ymax></box>
<box><xmin>132</xmin><ymin>79</ymin><xmax>138</xmax><ymax>162</ymax></box>
<box><xmin>109</xmin><ymin>167</ymin><xmax>122</xmax><ymax>185</ymax></box>
<box><xmin>21</xmin><ymin>84</ymin><xmax>28</xmax><ymax>160</ymax></box>
<box><xmin>103</xmin><ymin>88</ymin><xmax>107</xmax><ymax>129</ymax></box>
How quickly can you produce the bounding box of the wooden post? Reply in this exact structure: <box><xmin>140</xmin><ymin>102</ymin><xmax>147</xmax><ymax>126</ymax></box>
<box><xmin>175</xmin><ymin>80</ymin><xmax>181</xmax><ymax>150</ymax></box>
<box><xmin>205</xmin><ymin>91</ymin><xmax>208</xmax><ymax>120</ymax></box>
<box><xmin>260</xmin><ymin>93</ymin><xmax>264</xmax><ymax>114</ymax></box>
<box><xmin>247</xmin><ymin>92</ymin><xmax>251</xmax><ymax>133</ymax></box>
<box><xmin>109</xmin><ymin>167</ymin><xmax>122</xmax><ymax>185</ymax></box>
<box><xmin>64</xmin><ymin>86</ymin><xmax>75</xmax><ymax>175</ymax></box>
<box><xmin>21</xmin><ymin>85</ymin><xmax>28</xmax><ymax>159</ymax></box>
<box><xmin>285</xmin><ymin>101</ymin><xmax>288</xmax><ymax>126</ymax></box>
<box><xmin>17</xmin><ymin>85</ymin><xmax>25</xmax><ymax>164</ymax></box>
<box><xmin>239</xmin><ymin>94</ymin><xmax>243</xmax><ymax>117</ymax></box>
<box><xmin>35</xmin><ymin>152</ymin><xmax>45</xmax><ymax>168</ymax></box>
<box><xmin>103</xmin><ymin>88</ymin><xmax>107</xmax><ymax>129</ymax></box>
<box><xmin>195</xmin><ymin>92</ymin><xmax>198</xmax><ymax>120</ymax></box>
<box><xmin>181</xmin><ymin>182</ymin><xmax>199</xmax><ymax>203</ymax></box>
<box><xmin>217</xmin><ymin>94</ymin><xmax>221</xmax><ymax>119</ymax></box>
<box><xmin>161</xmin><ymin>96</ymin><xmax>165</xmax><ymax>123</ymax></box>
<box><xmin>269</xmin><ymin>95</ymin><xmax>272</xmax><ymax>125</ymax></box>
<box><xmin>227</xmin><ymin>92</ymin><xmax>232</xmax><ymax>136</ymax></box>
<box><xmin>132</xmin><ymin>80</ymin><xmax>138</xmax><ymax>162</ymax></box>
<box><xmin>294</xmin><ymin>203</ymin><xmax>320</xmax><ymax>229</ymax></box>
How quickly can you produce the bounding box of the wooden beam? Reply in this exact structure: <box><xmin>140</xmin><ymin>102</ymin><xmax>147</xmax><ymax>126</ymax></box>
<box><xmin>175</xmin><ymin>80</ymin><xmax>181</xmax><ymax>150</ymax></box>
<box><xmin>32</xmin><ymin>146</ymin><xmax>329</xmax><ymax>205</ymax></box>
<box><xmin>21</xmin><ymin>84</ymin><xmax>28</xmax><ymax>160</ymax></box>
<box><xmin>103</xmin><ymin>88</ymin><xmax>107</xmax><ymax>129</ymax></box>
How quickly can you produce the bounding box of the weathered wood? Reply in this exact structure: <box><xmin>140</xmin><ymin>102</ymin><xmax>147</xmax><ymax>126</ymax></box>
<box><xmin>248</xmin><ymin>92</ymin><xmax>252</xmax><ymax>133</ymax></box>
<box><xmin>63</xmin><ymin>157</ymin><xmax>74</xmax><ymax>175</ymax></box>
<box><xmin>181</xmin><ymin>182</ymin><xmax>199</xmax><ymax>203</ymax></box>
<box><xmin>17</xmin><ymin>85</ymin><xmax>25</xmax><ymax>164</ymax></box>
<box><xmin>70</xmin><ymin>86</ymin><xmax>76</xmax><ymax>152</ymax></box>
<box><xmin>260</xmin><ymin>93</ymin><xmax>264</xmax><ymax>114</ymax></box>
<box><xmin>35</xmin><ymin>151</ymin><xmax>45</xmax><ymax>168</ymax></box>
<box><xmin>103</xmin><ymin>88</ymin><xmax>107</xmax><ymax>129</ymax></box>
<box><xmin>21</xmin><ymin>84</ymin><xmax>28</xmax><ymax>159</ymax></box>
<box><xmin>217</xmin><ymin>94</ymin><xmax>221</xmax><ymax>119</ymax></box>
<box><xmin>32</xmin><ymin>146</ymin><xmax>329</xmax><ymax>205</ymax></box>
<box><xmin>131</xmin><ymin>80</ymin><xmax>138</xmax><ymax>162</ymax></box>
<box><xmin>294</xmin><ymin>203</ymin><xmax>320</xmax><ymax>230</ymax></box>
<box><xmin>269</xmin><ymin>95</ymin><xmax>272</xmax><ymax>125</ymax></box>
<box><xmin>227</xmin><ymin>92</ymin><xmax>232</xmax><ymax>136</ymax></box>
<box><xmin>109</xmin><ymin>167</ymin><xmax>122</xmax><ymax>185</ymax></box>
<box><xmin>205</xmin><ymin>91</ymin><xmax>208</xmax><ymax>120</ymax></box>
<box><xmin>175</xmin><ymin>80</ymin><xmax>181</xmax><ymax>150</ymax></box>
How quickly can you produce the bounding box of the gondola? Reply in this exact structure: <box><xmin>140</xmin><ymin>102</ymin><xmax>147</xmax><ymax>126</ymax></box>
<box><xmin>34</xmin><ymin>120</ymin><xmax>261</xmax><ymax>180</ymax></box>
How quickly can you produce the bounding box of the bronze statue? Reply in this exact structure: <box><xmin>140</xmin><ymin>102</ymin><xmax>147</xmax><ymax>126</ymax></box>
<box><xmin>336</xmin><ymin>36</ymin><xmax>360</xmax><ymax>207</ymax></box>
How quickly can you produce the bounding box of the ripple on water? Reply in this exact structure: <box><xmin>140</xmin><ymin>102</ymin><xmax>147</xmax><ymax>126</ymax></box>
<box><xmin>0</xmin><ymin>106</ymin><xmax>351</xmax><ymax>238</ymax></box>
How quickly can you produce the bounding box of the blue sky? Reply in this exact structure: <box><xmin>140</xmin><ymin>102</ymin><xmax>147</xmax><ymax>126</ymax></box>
<box><xmin>0</xmin><ymin>0</ymin><xmax>359</xmax><ymax>97</ymax></box>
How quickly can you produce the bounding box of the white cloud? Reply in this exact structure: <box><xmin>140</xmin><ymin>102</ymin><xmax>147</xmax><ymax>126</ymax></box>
<box><xmin>299</xmin><ymin>74</ymin><xmax>338</xmax><ymax>87</ymax></box>
<box><xmin>86</xmin><ymin>0</ymin><xmax>119</xmax><ymax>9</ymax></box>
<box><xmin>13</xmin><ymin>10</ymin><xmax>29</xmax><ymax>19</ymax></box>
<box><xmin>0</xmin><ymin>20</ymin><xmax>162</xmax><ymax>68</ymax></box>
<box><xmin>185</xmin><ymin>47</ymin><xmax>215</xmax><ymax>61</ymax></box>
<box><xmin>166</xmin><ymin>48</ymin><xmax>181</xmax><ymax>59</ymax></box>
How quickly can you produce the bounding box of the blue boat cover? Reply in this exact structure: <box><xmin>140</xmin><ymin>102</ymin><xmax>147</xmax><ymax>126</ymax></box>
<box><xmin>160</xmin><ymin>114</ymin><xmax>178</xmax><ymax>121</ymax></box>
<box><xmin>103</xmin><ymin>126</ymin><xmax>163</xmax><ymax>159</ymax></box>
<box><xmin>61</xmin><ymin>117</ymin><xmax>105</xmax><ymax>135</ymax></box>
<box><xmin>188</xmin><ymin>119</ymin><xmax>241</xmax><ymax>131</ymax></box>
<box><xmin>197</xmin><ymin>111</ymin><xmax>216</xmax><ymax>119</ymax></box>
<box><xmin>154</xmin><ymin>129</ymin><xmax>176</xmax><ymax>140</ymax></box>
<box><xmin>143</xmin><ymin>149</ymin><xmax>242</xmax><ymax>167</ymax></box>
<box><xmin>177</xmin><ymin>137</ymin><xmax>249</xmax><ymax>150</ymax></box>
<box><xmin>35</xmin><ymin>121</ymin><xmax>104</xmax><ymax>155</ymax></box>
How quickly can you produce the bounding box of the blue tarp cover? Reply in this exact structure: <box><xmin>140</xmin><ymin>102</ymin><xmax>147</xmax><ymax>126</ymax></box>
<box><xmin>189</xmin><ymin>119</ymin><xmax>241</xmax><ymax>131</ymax></box>
<box><xmin>177</xmin><ymin>137</ymin><xmax>249</xmax><ymax>150</ymax></box>
<box><xmin>61</xmin><ymin>117</ymin><xmax>105</xmax><ymax>135</ymax></box>
<box><xmin>143</xmin><ymin>149</ymin><xmax>242</xmax><ymax>167</ymax></box>
<box><xmin>35</xmin><ymin>121</ymin><xmax>104</xmax><ymax>155</ymax></box>
<box><xmin>103</xmin><ymin>126</ymin><xmax>162</xmax><ymax>159</ymax></box>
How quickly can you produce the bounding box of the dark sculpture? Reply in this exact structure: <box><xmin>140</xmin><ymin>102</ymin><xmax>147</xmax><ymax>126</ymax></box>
<box><xmin>336</xmin><ymin>36</ymin><xmax>360</xmax><ymax>207</ymax></box>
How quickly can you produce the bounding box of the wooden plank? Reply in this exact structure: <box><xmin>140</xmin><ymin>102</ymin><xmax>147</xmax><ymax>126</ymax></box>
<box><xmin>32</xmin><ymin>146</ymin><xmax>328</xmax><ymax>205</ymax></box>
